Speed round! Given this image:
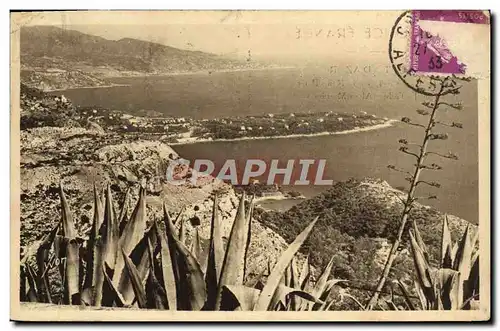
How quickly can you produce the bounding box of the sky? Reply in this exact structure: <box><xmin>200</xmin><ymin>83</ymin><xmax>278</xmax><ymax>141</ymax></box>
<box><xmin>19</xmin><ymin>11</ymin><xmax>401</xmax><ymax>63</ymax></box>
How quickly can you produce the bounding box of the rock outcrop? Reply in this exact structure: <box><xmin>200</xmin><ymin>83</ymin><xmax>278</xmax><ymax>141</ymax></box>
<box><xmin>20</xmin><ymin>125</ymin><xmax>292</xmax><ymax>283</ymax></box>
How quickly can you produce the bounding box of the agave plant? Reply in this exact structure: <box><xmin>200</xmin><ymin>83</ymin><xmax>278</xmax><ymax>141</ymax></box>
<box><xmin>390</xmin><ymin>216</ymin><xmax>479</xmax><ymax>310</ymax></box>
<box><xmin>20</xmin><ymin>181</ymin><xmax>343</xmax><ymax>311</ymax></box>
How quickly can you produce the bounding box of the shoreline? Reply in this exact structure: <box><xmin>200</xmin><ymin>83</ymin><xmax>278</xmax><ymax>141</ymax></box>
<box><xmin>103</xmin><ymin>66</ymin><xmax>297</xmax><ymax>79</ymax></box>
<box><xmin>44</xmin><ymin>66</ymin><xmax>296</xmax><ymax>92</ymax></box>
<box><xmin>45</xmin><ymin>83</ymin><xmax>130</xmax><ymax>93</ymax></box>
<box><xmin>171</xmin><ymin>119</ymin><xmax>399</xmax><ymax>146</ymax></box>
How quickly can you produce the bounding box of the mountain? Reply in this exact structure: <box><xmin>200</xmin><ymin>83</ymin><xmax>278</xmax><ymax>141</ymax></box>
<box><xmin>20</xmin><ymin>26</ymin><xmax>258</xmax><ymax>90</ymax></box>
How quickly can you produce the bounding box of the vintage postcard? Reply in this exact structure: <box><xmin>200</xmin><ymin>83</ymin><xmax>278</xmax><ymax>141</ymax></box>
<box><xmin>10</xmin><ymin>10</ymin><xmax>490</xmax><ymax>321</ymax></box>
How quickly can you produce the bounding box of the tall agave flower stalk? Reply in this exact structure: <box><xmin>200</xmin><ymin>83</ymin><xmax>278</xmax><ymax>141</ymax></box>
<box><xmin>20</xmin><ymin>182</ymin><xmax>344</xmax><ymax>311</ymax></box>
<box><xmin>366</xmin><ymin>75</ymin><xmax>470</xmax><ymax>310</ymax></box>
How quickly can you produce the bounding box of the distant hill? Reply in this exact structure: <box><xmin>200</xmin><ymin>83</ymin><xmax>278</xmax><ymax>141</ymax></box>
<box><xmin>20</xmin><ymin>26</ymin><xmax>259</xmax><ymax>90</ymax></box>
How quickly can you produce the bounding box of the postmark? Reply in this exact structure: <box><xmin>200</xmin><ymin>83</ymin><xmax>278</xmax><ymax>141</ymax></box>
<box><xmin>389</xmin><ymin>10</ymin><xmax>489</xmax><ymax>96</ymax></box>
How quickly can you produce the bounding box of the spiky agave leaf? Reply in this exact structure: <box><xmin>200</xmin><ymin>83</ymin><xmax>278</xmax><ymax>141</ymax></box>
<box><xmin>64</xmin><ymin>239</ymin><xmax>80</xmax><ymax>305</ymax></box>
<box><xmin>433</xmin><ymin>278</ymin><xmax>444</xmax><ymax>310</ymax></box>
<box><xmin>311</xmin><ymin>256</ymin><xmax>335</xmax><ymax>298</ymax></box>
<box><xmin>397</xmin><ymin>280</ymin><xmax>416</xmax><ymax>310</ymax></box>
<box><xmin>385</xmin><ymin>301</ymin><xmax>398</xmax><ymax>310</ymax></box>
<box><xmin>220</xmin><ymin>285</ymin><xmax>261</xmax><ymax>311</ymax></box>
<box><xmin>53</xmin><ymin>234</ymin><xmax>68</xmax><ymax>286</ymax></box>
<box><xmin>414</xmin><ymin>279</ymin><xmax>429</xmax><ymax>310</ymax></box>
<box><xmin>122</xmin><ymin>249</ymin><xmax>147</xmax><ymax>308</ymax></box>
<box><xmin>303</xmin><ymin>256</ymin><xmax>335</xmax><ymax>311</ymax></box>
<box><xmin>113</xmin><ymin>187</ymin><xmax>147</xmax><ymax>288</ymax></box>
<box><xmin>82</xmin><ymin>185</ymin><xmax>104</xmax><ymax>297</ymax></box>
<box><xmin>164</xmin><ymin>206</ymin><xmax>206</xmax><ymax>310</ymax></box>
<box><xmin>214</xmin><ymin>192</ymin><xmax>250</xmax><ymax>310</ymax></box>
<box><xmin>205</xmin><ymin>195</ymin><xmax>225</xmax><ymax>310</ymax></box>
<box><xmin>35</xmin><ymin>222</ymin><xmax>59</xmax><ymax>303</ymax></box>
<box><xmin>254</xmin><ymin>217</ymin><xmax>318</xmax><ymax>311</ymax></box>
<box><xmin>412</xmin><ymin>221</ymin><xmax>430</xmax><ymax>262</ymax></box>
<box><xmin>190</xmin><ymin>227</ymin><xmax>202</xmax><ymax>262</ymax></box>
<box><xmin>342</xmin><ymin>292</ymin><xmax>366</xmax><ymax>311</ymax></box>
<box><xmin>311</xmin><ymin>279</ymin><xmax>345</xmax><ymax>311</ymax></box>
<box><xmin>90</xmin><ymin>239</ymin><xmax>105</xmax><ymax>307</ymax></box>
<box><xmin>59</xmin><ymin>182</ymin><xmax>76</xmax><ymax>239</ymax></box>
<box><xmin>298</xmin><ymin>254</ymin><xmax>311</xmax><ymax>291</ymax></box>
<box><xmin>20</xmin><ymin>266</ymin><xmax>27</xmax><ymax>302</ymax></box>
<box><xmin>290</xmin><ymin>257</ymin><xmax>299</xmax><ymax>289</ymax></box>
<box><xmin>287</xmin><ymin>257</ymin><xmax>300</xmax><ymax>310</ymax></box>
<box><xmin>118</xmin><ymin>225</ymin><xmax>157</xmax><ymax>305</ymax></box>
<box><xmin>155</xmin><ymin>217</ymin><xmax>177</xmax><ymax>310</ymax></box>
<box><xmin>243</xmin><ymin>195</ymin><xmax>254</xmax><ymax>281</ymax></box>
<box><xmin>283</xmin><ymin>262</ymin><xmax>291</xmax><ymax>288</ymax></box>
<box><xmin>25</xmin><ymin>264</ymin><xmax>39</xmax><ymax>302</ymax></box>
<box><xmin>102</xmin><ymin>263</ymin><xmax>125</xmax><ymax>307</ymax></box>
<box><xmin>385</xmin><ymin>288</ymin><xmax>398</xmax><ymax>311</ymax></box>
<box><xmin>145</xmin><ymin>236</ymin><xmax>168</xmax><ymax>309</ymax></box>
<box><xmin>118</xmin><ymin>188</ymin><xmax>131</xmax><ymax>236</ymax></box>
<box><xmin>270</xmin><ymin>284</ymin><xmax>323</xmax><ymax>310</ymax></box>
<box><xmin>435</xmin><ymin>268</ymin><xmax>460</xmax><ymax>310</ymax></box>
<box><xmin>409</xmin><ymin>229</ymin><xmax>435</xmax><ymax>304</ymax></box>
<box><xmin>322</xmin><ymin>299</ymin><xmax>336</xmax><ymax>311</ymax></box>
<box><xmin>453</xmin><ymin>224</ymin><xmax>473</xmax><ymax>305</ymax></box>
<box><xmin>463</xmin><ymin>251</ymin><xmax>480</xmax><ymax>310</ymax></box>
<box><xmin>101</xmin><ymin>185</ymin><xmax>119</xmax><ymax>271</ymax></box>
<box><xmin>146</xmin><ymin>267</ymin><xmax>168</xmax><ymax>309</ymax></box>
<box><xmin>441</xmin><ymin>215</ymin><xmax>453</xmax><ymax>268</ymax></box>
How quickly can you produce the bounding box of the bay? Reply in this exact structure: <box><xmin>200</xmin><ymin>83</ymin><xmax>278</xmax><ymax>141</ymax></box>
<box><xmin>53</xmin><ymin>67</ymin><xmax>478</xmax><ymax>223</ymax></box>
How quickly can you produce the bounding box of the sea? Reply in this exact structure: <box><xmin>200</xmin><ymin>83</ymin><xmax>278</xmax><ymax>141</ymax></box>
<box><xmin>52</xmin><ymin>67</ymin><xmax>479</xmax><ymax>223</ymax></box>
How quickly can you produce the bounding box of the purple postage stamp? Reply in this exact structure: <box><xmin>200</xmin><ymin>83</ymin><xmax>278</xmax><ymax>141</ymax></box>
<box><xmin>410</xmin><ymin>10</ymin><xmax>490</xmax><ymax>75</ymax></box>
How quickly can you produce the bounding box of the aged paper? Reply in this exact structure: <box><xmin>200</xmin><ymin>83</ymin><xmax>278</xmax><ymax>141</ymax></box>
<box><xmin>10</xmin><ymin>10</ymin><xmax>490</xmax><ymax>321</ymax></box>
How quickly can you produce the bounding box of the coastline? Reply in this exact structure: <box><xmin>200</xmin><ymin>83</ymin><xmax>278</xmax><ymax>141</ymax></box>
<box><xmin>44</xmin><ymin>66</ymin><xmax>296</xmax><ymax>92</ymax></box>
<box><xmin>171</xmin><ymin>119</ymin><xmax>399</xmax><ymax>146</ymax></box>
<box><xmin>103</xmin><ymin>66</ymin><xmax>297</xmax><ymax>79</ymax></box>
<box><xmin>45</xmin><ymin>83</ymin><xmax>130</xmax><ymax>93</ymax></box>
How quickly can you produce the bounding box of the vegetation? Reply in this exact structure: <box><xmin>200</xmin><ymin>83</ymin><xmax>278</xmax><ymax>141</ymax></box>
<box><xmin>366</xmin><ymin>75</ymin><xmax>471</xmax><ymax>309</ymax></box>
<box><xmin>20</xmin><ymin>84</ymin><xmax>81</xmax><ymax>129</ymax></box>
<box><xmin>20</xmin><ymin>183</ymin><xmax>345</xmax><ymax>311</ymax></box>
<box><xmin>192</xmin><ymin>112</ymin><xmax>385</xmax><ymax>140</ymax></box>
<box><xmin>256</xmin><ymin>180</ymin><xmax>447</xmax><ymax>275</ymax></box>
<box><xmin>388</xmin><ymin>216</ymin><xmax>479</xmax><ymax>310</ymax></box>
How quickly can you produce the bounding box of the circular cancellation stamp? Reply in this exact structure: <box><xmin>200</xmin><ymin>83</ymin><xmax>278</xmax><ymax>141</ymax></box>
<box><xmin>388</xmin><ymin>10</ymin><xmax>489</xmax><ymax>96</ymax></box>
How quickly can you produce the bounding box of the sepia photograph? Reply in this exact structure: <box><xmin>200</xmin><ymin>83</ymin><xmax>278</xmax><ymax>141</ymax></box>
<box><xmin>9</xmin><ymin>10</ymin><xmax>490</xmax><ymax>321</ymax></box>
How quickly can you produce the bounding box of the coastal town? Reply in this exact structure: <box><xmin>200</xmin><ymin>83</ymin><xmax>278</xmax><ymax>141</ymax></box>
<box><xmin>32</xmin><ymin>92</ymin><xmax>393</xmax><ymax>144</ymax></box>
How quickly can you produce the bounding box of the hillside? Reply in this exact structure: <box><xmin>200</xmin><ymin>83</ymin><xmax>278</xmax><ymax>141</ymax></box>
<box><xmin>20</xmin><ymin>26</ymin><xmax>260</xmax><ymax>90</ymax></box>
<box><xmin>19</xmin><ymin>86</ymin><xmax>476</xmax><ymax>309</ymax></box>
<box><xmin>255</xmin><ymin>178</ymin><xmax>474</xmax><ymax>305</ymax></box>
<box><xmin>19</xmin><ymin>86</ymin><xmax>293</xmax><ymax>293</ymax></box>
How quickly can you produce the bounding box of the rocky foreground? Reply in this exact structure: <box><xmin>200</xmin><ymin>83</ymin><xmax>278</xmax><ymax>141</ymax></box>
<box><xmin>20</xmin><ymin>125</ymin><xmax>295</xmax><ymax>285</ymax></box>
